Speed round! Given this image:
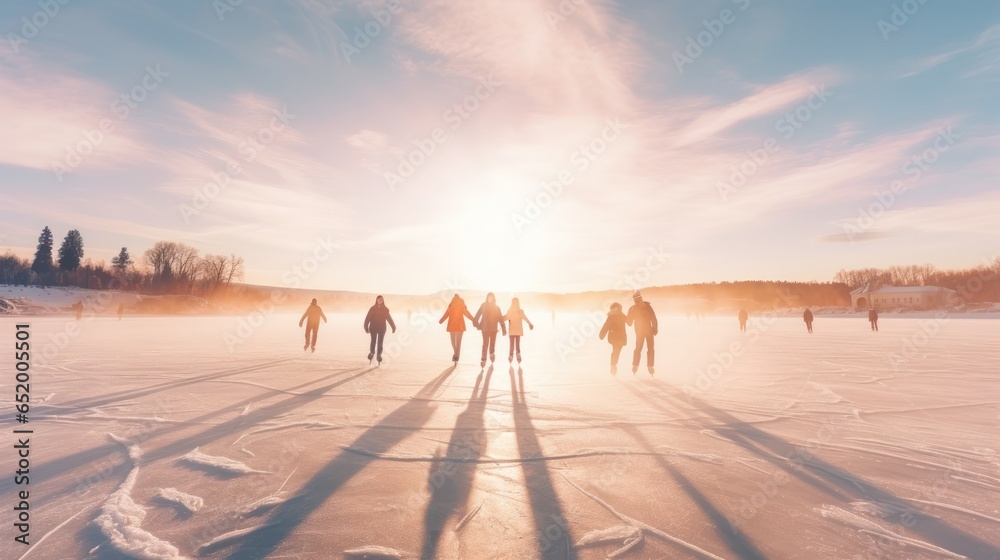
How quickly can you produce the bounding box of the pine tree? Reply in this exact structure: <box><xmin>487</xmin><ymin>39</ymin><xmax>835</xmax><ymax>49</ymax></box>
<box><xmin>111</xmin><ymin>247</ymin><xmax>133</xmax><ymax>272</ymax></box>
<box><xmin>31</xmin><ymin>226</ymin><xmax>54</xmax><ymax>274</ymax></box>
<box><xmin>57</xmin><ymin>229</ymin><xmax>85</xmax><ymax>271</ymax></box>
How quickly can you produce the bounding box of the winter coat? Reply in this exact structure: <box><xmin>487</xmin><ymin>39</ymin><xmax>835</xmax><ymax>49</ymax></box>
<box><xmin>364</xmin><ymin>304</ymin><xmax>396</xmax><ymax>333</ymax></box>
<box><xmin>440</xmin><ymin>298</ymin><xmax>475</xmax><ymax>332</ymax></box>
<box><xmin>803</xmin><ymin>309</ymin><xmax>814</xmax><ymax>323</ymax></box>
<box><xmin>869</xmin><ymin>309</ymin><xmax>879</xmax><ymax>322</ymax></box>
<box><xmin>626</xmin><ymin>301</ymin><xmax>658</xmax><ymax>336</ymax></box>
<box><xmin>504</xmin><ymin>308</ymin><xmax>532</xmax><ymax>336</ymax></box>
<box><xmin>475</xmin><ymin>302</ymin><xmax>507</xmax><ymax>334</ymax></box>
<box><xmin>738</xmin><ymin>309</ymin><xmax>749</xmax><ymax>323</ymax></box>
<box><xmin>599</xmin><ymin>309</ymin><xmax>627</xmax><ymax>346</ymax></box>
<box><xmin>299</xmin><ymin>304</ymin><xmax>327</xmax><ymax>328</ymax></box>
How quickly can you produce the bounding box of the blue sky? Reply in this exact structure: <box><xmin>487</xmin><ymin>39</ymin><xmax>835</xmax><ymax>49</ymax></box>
<box><xmin>1</xmin><ymin>0</ymin><xmax>998</xmax><ymax>293</ymax></box>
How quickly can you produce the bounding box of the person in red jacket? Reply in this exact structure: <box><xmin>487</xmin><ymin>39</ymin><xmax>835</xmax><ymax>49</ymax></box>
<box><xmin>298</xmin><ymin>298</ymin><xmax>327</xmax><ymax>352</ymax></box>
<box><xmin>439</xmin><ymin>294</ymin><xmax>477</xmax><ymax>363</ymax></box>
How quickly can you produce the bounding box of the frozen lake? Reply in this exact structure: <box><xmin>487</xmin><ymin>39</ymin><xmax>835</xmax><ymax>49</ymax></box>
<box><xmin>2</xmin><ymin>312</ymin><xmax>999</xmax><ymax>559</ymax></box>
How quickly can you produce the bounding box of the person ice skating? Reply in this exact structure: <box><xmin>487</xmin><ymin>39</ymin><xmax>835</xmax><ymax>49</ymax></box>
<box><xmin>502</xmin><ymin>297</ymin><xmax>533</xmax><ymax>364</ymax></box>
<box><xmin>474</xmin><ymin>293</ymin><xmax>507</xmax><ymax>368</ymax></box>
<box><xmin>116</xmin><ymin>302</ymin><xmax>124</xmax><ymax>321</ymax></box>
<box><xmin>868</xmin><ymin>307</ymin><xmax>879</xmax><ymax>332</ymax></box>
<box><xmin>440</xmin><ymin>294</ymin><xmax>476</xmax><ymax>363</ymax></box>
<box><xmin>599</xmin><ymin>302</ymin><xmax>627</xmax><ymax>375</ymax></box>
<box><xmin>803</xmin><ymin>308</ymin><xmax>814</xmax><ymax>333</ymax></box>
<box><xmin>626</xmin><ymin>291</ymin><xmax>658</xmax><ymax>376</ymax></box>
<box><xmin>73</xmin><ymin>300</ymin><xmax>83</xmax><ymax>320</ymax></box>
<box><xmin>738</xmin><ymin>308</ymin><xmax>749</xmax><ymax>333</ymax></box>
<box><xmin>364</xmin><ymin>295</ymin><xmax>396</xmax><ymax>364</ymax></box>
<box><xmin>298</xmin><ymin>298</ymin><xmax>327</xmax><ymax>352</ymax></box>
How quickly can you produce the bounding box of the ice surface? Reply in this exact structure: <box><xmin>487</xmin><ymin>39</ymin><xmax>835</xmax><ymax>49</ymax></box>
<box><xmin>2</xmin><ymin>312</ymin><xmax>998</xmax><ymax>559</ymax></box>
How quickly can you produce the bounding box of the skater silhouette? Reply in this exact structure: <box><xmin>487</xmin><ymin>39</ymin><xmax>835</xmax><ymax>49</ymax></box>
<box><xmin>738</xmin><ymin>308</ymin><xmax>749</xmax><ymax>333</ymax></box>
<box><xmin>502</xmin><ymin>297</ymin><xmax>533</xmax><ymax>364</ymax></box>
<box><xmin>73</xmin><ymin>300</ymin><xmax>83</xmax><ymax>320</ymax></box>
<box><xmin>803</xmin><ymin>308</ymin><xmax>814</xmax><ymax>333</ymax></box>
<box><xmin>440</xmin><ymin>294</ymin><xmax>476</xmax><ymax>362</ymax></box>
<box><xmin>298</xmin><ymin>298</ymin><xmax>327</xmax><ymax>352</ymax></box>
<box><xmin>474</xmin><ymin>292</ymin><xmax>506</xmax><ymax>368</ymax></box>
<box><xmin>116</xmin><ymin>302</ymin><xmax>124</xmax><ymax>321</ymax></box>
<box><xmin>869</xmin><ymin>307</ymin><xmax>879</xmax><ymax>332</ymax></box>
<box><xmin>599</xmin><ymin>302</ymin><xmax>627</xmax><ymax>375</ymax></box>
<box><xmin>363</xmin><ymin>295</ymin><xmax>396</xmax><ymax>364</ymax></box>
<box><xmin>626</xmin><ymin>291</ymin><xmax>658</xmax><ymax>376</ymax></box>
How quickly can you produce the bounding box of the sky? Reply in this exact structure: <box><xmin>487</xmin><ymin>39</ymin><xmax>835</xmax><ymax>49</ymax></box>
<box><xmin>1</xmin><ymin>0</ymin><xmax>999</xmax><ymax>294</ymax></box>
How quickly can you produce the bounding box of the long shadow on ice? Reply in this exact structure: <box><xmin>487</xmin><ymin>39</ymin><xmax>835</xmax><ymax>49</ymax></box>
<box><xmin>9</xmin><ymin>358</ymin><xmax>297</xmax><ymax>420</ymax></box>
<box><xmin>0</xmin><ymin>365</ymin><xmax>372</xmax><ymax>504</ymax></box>
<box><xmin>618</xmin><ymin>421</ymin><xmax>769</xmax><ymax>560</ymax></box>
<box><xmin>643</xmin><ymin>381</ymin><xmax>1000</xmax><ymax>560</ymax></box>
<box><xmin>223</xmin><ymin>365</ymin><xmax>457</xmax><ymax>560</ymax></box>
<box><xmin>510</xmin><ymin>367</ymin><xmax>578</xmax><ymax>560</ymax></box>
<box><xmin>419</xmin><ymin>365</ymin><xmax>493</xmax><ymax>559</ymax></box>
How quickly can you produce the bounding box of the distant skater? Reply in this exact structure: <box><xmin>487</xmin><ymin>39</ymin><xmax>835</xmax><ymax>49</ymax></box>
<box><xmin>869</xmin><ymin>308</ymin><xmax>879</xmax><ymax>332</ymax></box>
<box><xmin>551</xmin><ymin>309</ymin><xmax>556</xmax><ymax>327</ymax></box>
<box><xmin>738</xmin><ymin>308</ymin><xmax>749</xmax><ymax>333</ymax></box>
<box><xmin>803</xmin><ymin>308</ymin><xmax>814</xmax><ymax>333</ymax></box>
<box><xmin>73</xmin><ymin>300</ymin><xmax>83</xmax><ymax>320</ymax></box>
<box><xmin>407</xmin><ymin>309</ymin><xmax>412</xmax><ymax>324</ymax></box>
<box><xmin>474</xmin><ymin>293</ymin><xmax>507</xmax><ymax>368</ymax></box>
<box><xmin>116</xmin><ymin>302</ymin><xmax>124</xmax><ymax>321</ymax></box>
<box><xmin>626</xmin><ymin>291</ymin><xmax>658</xmax><ymax>376</ymax></box>
<box><xmin>440</xmin><ymin>294</ymin><xmax>476</xmax><ymax>363</ymax></box>
<box><xmin>502</xmin><ymin>297</ymin><xmax>533</xmax><ymax>364</ymax></box>
<box><xmin>298</xmin><ymin>298</ymin><xmax>327</xmax><ymax>352</ymax></box>
<box><xmin>599</xmin><ymin>302</ymin><xmax>627</xmax><ymax>375</ymax></box>
<box><xmin>363</xmin><ymin>295</ymin><xmax>396</xmax><ymax>364</ymax></box>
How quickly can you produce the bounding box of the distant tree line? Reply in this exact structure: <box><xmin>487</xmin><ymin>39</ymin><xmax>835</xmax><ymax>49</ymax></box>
<box><xmin>834</xmin><ymin>259</ymin><xmax>1000</xmax><ymax>303</ymax></box>
<box><xmin>0</xmin><ymin>226</ymin><xmax>245</xmax><ymax>296</ymax></box>
<box><xmin>642</xmin><ymin>280</ymin><xmax>853</xmax><ymax>310</ymax></box>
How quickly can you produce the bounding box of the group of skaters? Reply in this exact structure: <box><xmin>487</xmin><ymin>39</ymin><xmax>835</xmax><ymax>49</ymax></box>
<box><xmin>297</xmin><ymin>290</ymin><xmax>660</xmax><ymax>375</ymax></box>
<box><xmin>736</xmin><ymin>306</ymin><xmax>880</xmax><ymax>333</ymax></box>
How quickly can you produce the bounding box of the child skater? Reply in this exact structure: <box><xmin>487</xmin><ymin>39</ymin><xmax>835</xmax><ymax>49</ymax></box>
<box><xmin>599</xmin><ymin>302</ymin><xmax>627</xmax><ymax>375</ymax></box>
<box><xmin>363</xmin><ymin>295</ymin><xmax>396</xmax><ymax>364</ymax></box>
<box><xmin>502</xmin><ymin>297</ymin><xmax>534</xmax><ymax>363</ymax></box>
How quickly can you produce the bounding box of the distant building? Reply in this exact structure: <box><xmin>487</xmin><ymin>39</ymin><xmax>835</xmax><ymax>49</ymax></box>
<box><xmin>850</xmin><ymin>284</ymin><xmax>957</xmax><ymax>310</ymax></box>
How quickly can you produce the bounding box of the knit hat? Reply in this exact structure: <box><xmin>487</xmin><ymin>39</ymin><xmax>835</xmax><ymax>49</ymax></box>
<box><xmin>632</xmin><ymin>291</ymin><xmax>642</xmax><ymax>301</ymax></box>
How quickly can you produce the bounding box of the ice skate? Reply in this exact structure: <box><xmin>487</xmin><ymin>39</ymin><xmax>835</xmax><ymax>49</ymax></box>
<box><xmin>648</xmin><ymin>366</ymin><xmax>655</xmax><ymax>377</ymax></box>
<box><xmin>632</xmin><ymin>365</ymin><xmax>638</xmax><ymax>375</ymax></box>
<box><xmin>367</xmin><ymin>352</ymin><xmax>374</xmax><ymax>364</ymax></box>
<box><xmin>610</xmin><ymin>364</ymin><xmax>617</xmax><ymax>376</ymax></box>
<box><xmin>516</xmin><ymin>353</ymin><xmax>521</xmax><ymax>363</ymax></box>
<box><xmin>480</xmin><ymin>359</ymin><xmax>486</xmax><ymax>368</ymax></box>
<box><xmin>303</xmin><ymin>343</ymin><xmax>309</xmax><ymax>351</ymax></box>
<box><xmin>452</xmin><ymin>354</ymin><xmax>458</xmax><ymax>363</ymax></box>
<box><xmin>490</xmin><ymin>353</ymin><xmax>496</xmax><ymax>363</ymax></box>
<box><xmin>310</xmin><ymin>346</ymin><xmax>316</xmax><ymax>353</ymax></box>
<box><xmin>508</xmin><ymin>354</ymin><xmax>513</xmax><ymax>363</ymax></box>
<box><xmin>377</xmin><ymin>355</ymin><xmax>382</xmax><ymax>365</ymax></box>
